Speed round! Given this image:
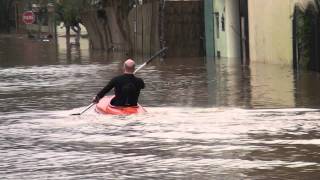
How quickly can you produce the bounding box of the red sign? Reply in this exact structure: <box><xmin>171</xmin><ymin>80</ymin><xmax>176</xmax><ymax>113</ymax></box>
<box><xmin>22</xmin><ymin>11</ymin><xmax>35</xmax><ymax>25</ymax></box>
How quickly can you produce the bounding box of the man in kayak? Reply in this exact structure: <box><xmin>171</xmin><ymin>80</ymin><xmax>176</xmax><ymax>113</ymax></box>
<box><xmin>92</xmin><ymin>59</ymin><xmax>145</xmax><ymax>106</ymax></box>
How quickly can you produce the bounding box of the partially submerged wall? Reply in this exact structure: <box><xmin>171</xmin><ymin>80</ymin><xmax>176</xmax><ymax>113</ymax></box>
<box><xmin>248</xmin><ymin>0</ymin><xmax>314</xmax><ymax>65</ymax></box>
<box><xmin>248</xmin><ymin>0</ymin><xmax>293</xmax><ymax>65</ymax></box>
<box><xmin>163</xmin><ymin>0</ymin><xmax>204</xmax><ymax>57</ymax></box>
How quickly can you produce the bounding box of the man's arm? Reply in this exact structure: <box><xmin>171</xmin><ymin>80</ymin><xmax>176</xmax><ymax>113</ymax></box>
<box><xmin>140</xmin><ymin>79</ymin><xmax>145</xmax><ymax>89</ymax></box>
<box><xmin>93</xmin><ymin>79</ymin><xmax>115</xmax><ymax>103</ymax></box>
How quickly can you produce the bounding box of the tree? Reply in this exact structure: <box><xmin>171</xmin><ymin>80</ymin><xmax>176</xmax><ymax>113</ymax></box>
<box><xmin>56</xmin><ymin>0</ymin><xmax>83</xmax><ymax>38</ymax></box>
<box><xmin>0</xmin><ymin>0</ymin><xmax>14</xmax><ymax>33</ymax></box>
<box><xmin>295</xmin><ymin>0</ymin><xmax>320</xmax><ymax>71</ymax></box>
<box><xmin>56</xmin><ymin>0</ymin><xmax>160</xmax><ymax>55</ymax></box>
<box><xmin>79</xmin><ymin>0</ymin><xmax>136</xmax><ymax>52</ymax></box>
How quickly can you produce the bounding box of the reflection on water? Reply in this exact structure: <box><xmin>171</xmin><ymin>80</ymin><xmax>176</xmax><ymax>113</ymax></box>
<box><xmin>1</xmin><ymin>36</ymin><xmax>320</xmax><ymax>179</ymax></box>
<box><xmin>295</xmin><ymin>71</ymin><xmax>320</xmax><ymax>108</ymax></box>
<box><xmin>250</xmin><ymin>62</ymin><xmax>295</xmax><ymax>108</ymax></box>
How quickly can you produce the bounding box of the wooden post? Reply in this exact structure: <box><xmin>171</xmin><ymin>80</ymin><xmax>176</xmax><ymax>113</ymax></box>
<box><xmin>15</xmin><ymin>2</ymin><xmax>19</xmax><ymax>33</ymax></box>
<box><xmin>159</xmin><ymin>0</ymin><xmax>165</xmax><ymax>50</ymax></box>
<box><xmin>134</xmin><ymin>0</ymin><xmax>138</xmax><ymax>57</ymax></box>
<box><xmin>141</xmin><ymin>3</ymin><xmax>144</xmax><ymax>55</ymax></box>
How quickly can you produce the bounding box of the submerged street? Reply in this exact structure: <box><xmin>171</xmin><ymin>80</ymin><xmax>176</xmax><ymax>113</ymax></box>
<box><xmin>1</xmin><ymin>36</ymin><xmax>320</xmax><ymax>179</ymax></box>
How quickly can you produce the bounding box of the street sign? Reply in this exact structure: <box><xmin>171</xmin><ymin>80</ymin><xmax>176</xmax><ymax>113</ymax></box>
<box><xmin>22</xmin><ymin>11</ymin><xmax>35</xmax><ymax>25</ymax></box>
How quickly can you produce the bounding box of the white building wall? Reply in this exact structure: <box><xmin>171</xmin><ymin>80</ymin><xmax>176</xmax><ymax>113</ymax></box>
<box><xmin>213</xmin><ymin>0</ymin><xmax>241</xmax><ymax>58</ymax></box>
<box><xmin>213</xmin><ymin>0</ymin><xmax>227</xmax><ymax>57</ymax></box>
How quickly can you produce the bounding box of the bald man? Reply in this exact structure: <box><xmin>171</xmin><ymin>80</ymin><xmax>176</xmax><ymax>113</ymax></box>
<box><xmin>93</xmin><ymin>59</ymin><xmax>145</xmax><ymax>106</ymax></box>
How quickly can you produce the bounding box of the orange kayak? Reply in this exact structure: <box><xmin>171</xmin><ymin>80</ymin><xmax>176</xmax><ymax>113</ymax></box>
<box><xmin>95</xmin><ymin>96</ymin><xmax>146</xmax><ymax>115</ymax></box>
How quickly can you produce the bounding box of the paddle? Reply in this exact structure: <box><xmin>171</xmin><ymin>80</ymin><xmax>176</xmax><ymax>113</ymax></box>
<box><xmin>71</xmin><ymin>47</ymin><xmax>168</xmax><ymax>116</ymax></box>
<box><xmin>134</xmin><ymin>47</ymin><xmax>168</xmax><ymax>74</ymax></box>
<box><xmin>71</xmin><ymin>103</ymin><xmax>95</xmax><ymax>116</ymax></box>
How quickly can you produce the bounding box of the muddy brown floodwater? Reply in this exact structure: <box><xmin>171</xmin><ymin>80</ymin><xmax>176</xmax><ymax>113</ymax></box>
<box><xmin>1</xmin><ymin>35</ymin><xmax>320</xmax><ymax>179</ymax></box>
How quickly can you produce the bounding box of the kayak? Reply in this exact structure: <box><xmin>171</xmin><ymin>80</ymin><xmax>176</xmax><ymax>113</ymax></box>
<box><xmin>95</xmin><ymin>96</ymin><xmax>146</xmax><ymax>115</ymax></box>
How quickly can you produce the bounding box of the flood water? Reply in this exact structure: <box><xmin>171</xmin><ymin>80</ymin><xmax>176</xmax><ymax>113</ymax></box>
<box><xmin>1</xmin><ymin>35</ymin><xmax>320</xmax><ymax>179</ymax></box>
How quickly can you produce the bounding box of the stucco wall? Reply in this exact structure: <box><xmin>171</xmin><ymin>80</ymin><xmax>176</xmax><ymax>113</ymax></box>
<box><xmin>248</xmin><ymin>0</ymin><xmax>315</xmax><ymax>107</ymax></box>
<box><xmin>248</xmin><ymin>0</ymin><xmax>293</xmax><ymax>65</ymax></box>
<box><xmin>248</xmin><ymin>0</ymin><xmax>314</xmax><ymax>65</ymax></box>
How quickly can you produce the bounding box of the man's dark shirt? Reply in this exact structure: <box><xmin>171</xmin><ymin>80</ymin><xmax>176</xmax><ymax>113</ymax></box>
<box><xmin>96</xmin><ymin>74</ymin><xmax>145</xmax><ymax>106</ymax></box>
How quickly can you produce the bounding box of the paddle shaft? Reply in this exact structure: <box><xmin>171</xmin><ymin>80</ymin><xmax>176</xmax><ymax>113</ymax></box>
<box><xmin>71</xmin><ymin>103</ymin><xmax>95</xmax><ymax>115</ymax></box>
<box><xmin>79</xmin><ymin>103</ymin><xmax>95</xmax><ymax>114</ymax></box>
<box><xmin>134</xmin><ymin>47</ymin><xmax>168</xmax><ymax>74</ymax></box>
<box><xmin>72</xmin><ymin>47</ymin><xmax>168</xmax><ymax>116</ymax></box>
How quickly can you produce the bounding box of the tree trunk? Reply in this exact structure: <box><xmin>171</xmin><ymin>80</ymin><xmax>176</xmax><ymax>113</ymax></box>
<box><xmin>65</xmin><ymin>25</ymin><xmax>71</xmax><ymax>53</ymax></box>
<box><xmin>0</xmin><ymin>0</ymin><xmax>13</xmax><ymax>33</ymax></box>
<box><xmin>80</xmin><ymin>0</ymin><xmax>160</xmax><ymax>56</ymax></box>
<box><xmin>80</xmin><ymin>9</ymin><xmax>105</xmax><ymax>49</ymax></box>
<box><xmin>81</xmin><ymin>7</ymin><xmax>130</xmax><ymax>52</ymax></box>
<box><xmin>66</xmin><ymin>26</ymin><xmax>70</xmax><ymax>38</ymax></box>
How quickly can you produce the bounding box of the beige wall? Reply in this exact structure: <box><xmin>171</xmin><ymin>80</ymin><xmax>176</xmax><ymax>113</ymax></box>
<box><xmin>248</xmin><ymin>0</ymin><xmax>316</xmax><ymax>107</ymax></box>
<box><xmin>248</xmin><ymin>0</ymin><xmax>314</xmax><ymax>65</ymax></box>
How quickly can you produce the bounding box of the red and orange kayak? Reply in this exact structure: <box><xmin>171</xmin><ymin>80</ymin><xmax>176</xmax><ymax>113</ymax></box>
<box><xmin>95</xmin><ymin>96</ymin><xmax>146</xmax><ymax>115</ymax></box>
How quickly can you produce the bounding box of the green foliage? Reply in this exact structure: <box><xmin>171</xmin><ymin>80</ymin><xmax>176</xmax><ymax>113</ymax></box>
<box><xmin>296</xmin><ymin>10</ymin><xmax>312</xmax><ymax>68</ymax></box>
<box><xmin>295</xmin><ymin>1</ymin><xmax>320</xmax><ymax>69</ymax></box>
<box><xmin>56</xmin><ymin>0</ymin><xmax>86</xmax><ymax>26</ymax></box>
<box><xmin>0</xmin><ymin>0</ymin><xmax>13</xmax><ymax>32</ymax></box>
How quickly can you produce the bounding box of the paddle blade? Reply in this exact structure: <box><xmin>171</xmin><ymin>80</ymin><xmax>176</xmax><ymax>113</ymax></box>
<box><xmin>70</xmin><ymin>103</ymin><xmax>95</xmax><ymax>116</ymax></box>
<box><xmin>71</xmin><ymin>113</ymin><xmax>81</xmax><ymax>116</ymax></box>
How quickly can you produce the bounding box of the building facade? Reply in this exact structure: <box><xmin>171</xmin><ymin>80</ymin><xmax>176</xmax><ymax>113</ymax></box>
<box><xmin>247</xmin><ymin>0</ymin><xmax>314</xmax><ymax>65</ymax></box>
<box><xmin>204</xmin><ymin>0</ymin><xmax>248</xmax><ymax>61</ymax></box>
<box><xmin>205</xmin><ymin>0</ymin><xmax>317</xmax><ymax>67</ymax></box>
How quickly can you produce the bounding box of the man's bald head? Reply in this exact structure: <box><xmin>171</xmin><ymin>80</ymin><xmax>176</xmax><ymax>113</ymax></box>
<box><xmin>123</xmin><ymin>59</ymin><xmax>135</xmax><ymax>74</ymax></box>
